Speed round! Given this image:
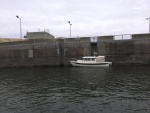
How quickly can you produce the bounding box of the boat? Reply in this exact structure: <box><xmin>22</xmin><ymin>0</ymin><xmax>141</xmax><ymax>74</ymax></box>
<box><xmin>70</xmin><ymin>56</ymin><xmax>112</xmax><ymax>67</ymax></box>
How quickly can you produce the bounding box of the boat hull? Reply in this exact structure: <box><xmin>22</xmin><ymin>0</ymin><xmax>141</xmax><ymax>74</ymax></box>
<box><xmin>70</xmin><ymin>61</ymin><xmax>112</xmax><ymax>67</ymax></box>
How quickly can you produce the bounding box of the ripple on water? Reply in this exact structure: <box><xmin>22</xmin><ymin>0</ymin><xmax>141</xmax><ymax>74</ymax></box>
<box><xmin>0</xmin><ymin>67</ymin><xmax>150</xmax><ymax>113</ymax></box>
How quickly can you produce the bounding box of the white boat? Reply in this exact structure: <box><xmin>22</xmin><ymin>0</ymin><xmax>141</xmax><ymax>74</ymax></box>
<box><xmin>70</xmin><ymin>56</ymin><xmax>112</xmax><ymax>67</ymax></box>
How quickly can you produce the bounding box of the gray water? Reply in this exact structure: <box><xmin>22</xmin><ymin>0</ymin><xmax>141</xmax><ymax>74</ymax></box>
<box><xmin>0</xmin><ymin>66</ymin><xmax>150</xmax><ymax>113</ymax></box>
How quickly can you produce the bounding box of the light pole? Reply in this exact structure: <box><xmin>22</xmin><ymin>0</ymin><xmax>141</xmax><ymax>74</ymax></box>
<box><xmin>16</xmin><ymin>15</ymin><xmax>22</xmax><ymax>39</ymax></box>
<box><xmin>68</xmin><ymin>21</ymin><xmax>72</xmax><ymax>38</ymax></box>
<box><xmin>146</xmin><ymin>17</ymin><xmax>150</xmax><ymax>33</ymax></box>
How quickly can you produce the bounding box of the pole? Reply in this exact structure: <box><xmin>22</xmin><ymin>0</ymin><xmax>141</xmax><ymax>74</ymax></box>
<box><xmin>146</xmin><ymin>17</ymin><xmax>150</xmax><ymax>33</ymax></box>
<box><xmin>149</xmin><ymin>18</ymin><xmax>150</xmax><ymax>33</ymax></box>
<box><xmin>70</xmin><ymin>23</ymin><xmax>72</xmax><ymax>38</ymax></box>
<box><xmin>20</xmin><ymin>18</ymin><xmax>22</xmax><ymax>39</ymax></box>
<box><xmin>16</xmin><ymin>15</ymin><xmax>22</xmax><ymax>39</ymax></box>
<box><xmin>68</xmin><ymin>21</ymin><xmax>72</xmax><ymax>38</ymax></box>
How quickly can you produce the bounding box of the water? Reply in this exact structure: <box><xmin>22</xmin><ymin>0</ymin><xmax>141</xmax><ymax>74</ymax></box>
<box><xmin>0</xmin><ymin>66</ymin><xmax>150</xmax><ymax>113</ymax></box>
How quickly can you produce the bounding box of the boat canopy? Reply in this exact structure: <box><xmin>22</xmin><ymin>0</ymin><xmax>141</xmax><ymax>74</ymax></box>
<box><xmin>82</xmin><ymin>56</ymin><xmax>96</xmax><ymax>59</ymax></box>
<box><xmin>82</xmin><ymin>56</ymin><xmax>105</xmax><ymax>59</ymax></box>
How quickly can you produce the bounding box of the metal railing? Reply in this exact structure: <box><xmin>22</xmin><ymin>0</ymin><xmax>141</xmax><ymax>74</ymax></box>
<box><xmin>113</xmin><ymin>34</ymin><xmax>132</xmax><ymax>40</ymax></box>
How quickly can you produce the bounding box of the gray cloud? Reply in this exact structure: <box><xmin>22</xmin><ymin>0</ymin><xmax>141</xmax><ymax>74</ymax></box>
<box><xmin>0</xmin><ymin>0</ymin><xmax>150</xmax><ymax>38</ymax></box>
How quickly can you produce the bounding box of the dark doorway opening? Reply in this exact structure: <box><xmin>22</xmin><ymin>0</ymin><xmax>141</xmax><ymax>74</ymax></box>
<box><xmin>91</xmin><ymin>43</ymin><xmax>97</xmax><ymax>56</ymax></box>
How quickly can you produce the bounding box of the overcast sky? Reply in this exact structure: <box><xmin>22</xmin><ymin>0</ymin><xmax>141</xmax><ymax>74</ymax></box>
<box><xmin>0</xmin><ymin>0</ymin><xmax>150</xmax><ymax>38</ymax></box>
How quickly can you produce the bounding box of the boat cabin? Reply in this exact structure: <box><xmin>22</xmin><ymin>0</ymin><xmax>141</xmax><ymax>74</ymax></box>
<box><xmin>80</xmin><ymin>56</ymin><xmax>105</xmax><ymax>63</ymax></box>
<box><xmin>82</xmin><ymin>56</ymin><xmax>96</xmax><ymax>62</ymax></box>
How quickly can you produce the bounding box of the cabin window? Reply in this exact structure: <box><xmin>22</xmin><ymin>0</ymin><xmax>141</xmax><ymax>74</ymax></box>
<box><xmin>84</xmin><ymin>58</ymin><xmax>90</xmax><ymax>61</ymax></box>
<box><xmin>84</xmin><ymin>58</ymin><xmax>87</xmax><ymax>61</ymax></box>
<box><xmin>92</xmin><ymin>58</ymin><xmax>95</xmax><ymax>61</ymax></box>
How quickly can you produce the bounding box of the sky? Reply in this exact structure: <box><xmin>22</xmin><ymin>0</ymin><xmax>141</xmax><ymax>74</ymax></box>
<box><xmin>0</xmin><ymin>0</ymin><xmax>150</xmax><ymax>38</ymax></box>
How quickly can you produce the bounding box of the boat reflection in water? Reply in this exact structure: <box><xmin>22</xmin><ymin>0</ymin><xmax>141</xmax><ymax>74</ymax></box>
<box><xmin>70</xmin><ymin>56</ymin><xmax>112</xmax><ymax>67</ymax></box>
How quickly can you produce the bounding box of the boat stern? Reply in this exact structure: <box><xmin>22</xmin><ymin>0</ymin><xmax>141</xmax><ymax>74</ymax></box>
<box><xmin>70</xmin><ymin>61</ymin><xmax>76</xmax><ymax>66</ymax></box>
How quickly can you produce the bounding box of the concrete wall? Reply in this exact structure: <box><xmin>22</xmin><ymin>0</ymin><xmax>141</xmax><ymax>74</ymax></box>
<box><xmin>132</xmin><ymin>33</ymin><xmax>150</xmax><ymax>40</ymax></box>
<box><xmin>63</xmin><ymin>37</ymin><xmax>91</xmax><ymax>66</ymax></box>
<box><xmin>27</xmin><ymin>32</ymin><xmax>55</xmax><ymax>40</ymax></box>
<box><xmin>97</xmin><ymin>40</ymin><xmax>133</xmax><ymax>65</ymax></box>
<box><xmin>0</xmin><ymin>33</ymin><xmax>150</xmax><ymax>67</ymax></box>
<box><xmin>0</xmin><ymin>39</ymin><xmax>60</xmax><ymax>67</ymax></box>
<box><xmin>132</xmin><ymin>34</ymin><xmax>150</xmax><ymax>64</ymax></box>
<box><xmin>97</xmin><ymin>34</ymin><xmax>150</xmax><ymax>65</ymax></box>
<box><xmin>0</xmin><ymin>37</ymin><xmax>91</xmax><ymax>67</ymax></box>
<box><xmin>0</xmin><ymin>38</ymin><xmax>22</xmax><ymax>43</ymax></box>
<box><xmin>97</xmin><ymin>35</ymin><xmax>114</xmax><ymax>41</ymax></box>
